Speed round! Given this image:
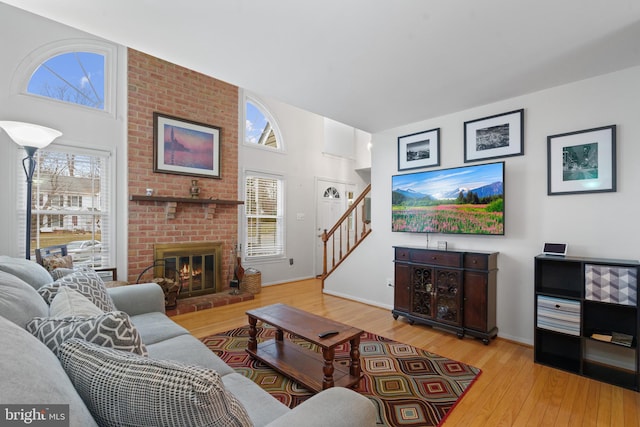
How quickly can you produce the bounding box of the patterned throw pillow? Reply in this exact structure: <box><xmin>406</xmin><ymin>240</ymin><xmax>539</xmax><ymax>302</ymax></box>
<box><xmin>50</xmin><ymin>267</ymin><xmax>75</xmax><ymax>281</ymax></box>
<box><xmin>49</xmin><ymin>286</ymin><xmax>104</xmax><ymax>318</ymax></box>
<box><xmin>42</xmin><ymin>254</ymin><xmax>74</xmax><ymax>273</ymax></box>
<box><xmin>38</xmin><ymin>268</ymin><xmax>116</xmax><ymax>312</ymax></box>
<box><xmin>59</xmin><ymin>339</ymin><xmax>254</xmax><ymax>427</ymax></box>
<box><xmin>26</xmin><ymin>311</ymin><xmax>147</xmax><ymax>357</ymax></box>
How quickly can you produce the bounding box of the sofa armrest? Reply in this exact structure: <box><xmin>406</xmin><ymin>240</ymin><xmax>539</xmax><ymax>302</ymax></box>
<box><xmin>265</xmin><ymin>387</ymin><xmax>376</xmax><ymax>427</ymax></box>
<box><xmin>107</xmin><ymin>283</ymin><xmax>165</xmax><ymax>316</ymax></box>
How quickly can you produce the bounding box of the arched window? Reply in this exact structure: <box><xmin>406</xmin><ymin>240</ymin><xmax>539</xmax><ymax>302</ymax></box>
<box><xmin>28</xmin><ymin>51</ymin><xmax>105</xmax><ymax>109</ymax></box>
<box><xmin>323</xmin><ymin>187</ymin><xmax>341</xmax><ymax>199</ymax></box>
<box><xmin>17</xmin><ymin>40</ymin><xmax>115</xmax><ymax>113</ymax></box>
<box><xmin>245</xmin><ymin>96</ymin><xmax>283</xmax><ymax>151</ymax></box>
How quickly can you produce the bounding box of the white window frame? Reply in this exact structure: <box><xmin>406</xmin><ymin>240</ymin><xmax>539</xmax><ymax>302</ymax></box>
<box><xmin>243</xmin><ymin>169</ymin><xmax>286</xmax><ymax>261</ymax></box>
<box><xmin>17</xmin><ymin>143</ymin><xmax>114</xmax><ymax>267</ymax></box>
<box><xmin>12</xmin><ymin>39</ymin><xmax>117</xmax><ymax>116</ymax></box>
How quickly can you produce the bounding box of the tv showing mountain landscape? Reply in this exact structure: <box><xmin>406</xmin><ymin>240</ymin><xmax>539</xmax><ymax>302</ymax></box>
<box><xmin>392</xmin><ymin>161</ymin><xmax>504</xmax><ymax>235</ymax></box>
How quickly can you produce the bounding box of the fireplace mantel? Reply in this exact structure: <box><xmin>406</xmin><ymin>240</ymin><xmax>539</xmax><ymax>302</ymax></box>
<box><xmin>130</xmin><ymin>195</ymin><xmax>243</xmax><ymax>219</ymax></box>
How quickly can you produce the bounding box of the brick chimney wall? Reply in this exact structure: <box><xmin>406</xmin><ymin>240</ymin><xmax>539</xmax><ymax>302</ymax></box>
<box><xmin>127</xmin><ymin>49</ymin><xmax>239</xmax><ymax>285</ymax></box>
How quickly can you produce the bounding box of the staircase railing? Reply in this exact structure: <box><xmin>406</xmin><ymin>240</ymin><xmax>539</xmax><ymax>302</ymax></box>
<box><xmin>320</xmin><ymin>184</ymin><xmax>372</xmax><ymax>284</ymax></box>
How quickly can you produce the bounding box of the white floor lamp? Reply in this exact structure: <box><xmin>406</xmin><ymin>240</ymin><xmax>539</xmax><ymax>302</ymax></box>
<box><xmin>0</xmin><ymin>121</ymin><xmax>62</xmax><ymax>259</ymax></box>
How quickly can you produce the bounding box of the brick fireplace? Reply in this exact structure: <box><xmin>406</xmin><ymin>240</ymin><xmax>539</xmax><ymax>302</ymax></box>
<box><xmin>126</xmin><ymin>49</ymin><xmax>240</xmax><ymax>284</ymax></box>
<box><xmin>154</xmin><ymin>242</ymin><xmax>224</xmax><ymax>298</ymax></box>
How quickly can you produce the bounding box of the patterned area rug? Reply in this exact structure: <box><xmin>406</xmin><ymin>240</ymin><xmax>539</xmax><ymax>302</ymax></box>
<box><xmin>202</xmin><ymin>325</ymin><xmax>481</xmax><ymax>426</ymax></box>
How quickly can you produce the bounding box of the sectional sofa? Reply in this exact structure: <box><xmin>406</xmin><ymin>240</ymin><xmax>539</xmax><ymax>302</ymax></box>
<box><xmin>0</xmin><ymin>256</ymin><xmax>376</xmax><ymax>426</ymax></box>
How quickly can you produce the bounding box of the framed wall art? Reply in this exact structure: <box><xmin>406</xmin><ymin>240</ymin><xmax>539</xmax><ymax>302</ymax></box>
<box><xmin>464</xmin><ymin>109</ymin><xmax>524</xmax><ymax>162</ymax></box>
<box><xmin>547</xmin><ymin>125</ymin><xmax>616</xmax><ymax>195</ymax></box>
<box><xmin>397</xmin><ymin>127</ymin><xmax>440</xmax><ymax>171</ymax></box>
<box><xmin>153</xmin><ymin>112</ymin><xmax>221</xmax><ymax>178</ymax></box>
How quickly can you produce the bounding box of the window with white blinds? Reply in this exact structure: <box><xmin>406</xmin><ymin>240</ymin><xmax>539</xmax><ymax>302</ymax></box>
<box><xmin>244</xmin><ymin>171</ymin><xmax>284</xmax><ymax>258</ymax></box>
<box><xmin>17</xmin><ymin>145</ymin><xmax>112</xmax><ymax>268</ymax></box>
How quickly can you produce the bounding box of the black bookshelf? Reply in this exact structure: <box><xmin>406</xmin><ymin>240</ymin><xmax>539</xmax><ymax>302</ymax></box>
<box><xmin>534</xmin><ymin>254</ymin><xmax>640</xmax><ymax>391</ymax></box>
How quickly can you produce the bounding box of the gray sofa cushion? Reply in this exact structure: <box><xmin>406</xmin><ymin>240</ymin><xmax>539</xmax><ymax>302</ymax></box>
<box><xmin>0</xmin><ymin>315</ymin><xmax>98</xmax><ymax>427</ymax></box>
<box><xmin>146</xmin><ymin>334</ymin><xmax>236</xmax><ymax>376</ymax></box>
<box><xmin>26</xmin><ymin>311</ymin><xmax>147</xmax><ymax>356</ymax></box>
<box><xmin>0</xmin><ymin>270</ymin><xmax>49</xmax><ymax>328</ymax></box>
<box><xmin>38</xmin><ymin>269</ymin><xmax>116</xmax><ymax>312</ymax></box>
<box><xmin>130</xmin><ymin>311</ymin><xmax>190</xmax><ymax>345</ymax></box>
<box><xmin>59</xmin><ymin>339</ymin><xmax>253</xmax><ymax>427</ymax></box>
<box><xmin>223</xmin><ymin>373</ymin><xmax>290</xmax><ymax>427</ymax></box>
<box><xmin>0</xmin><ymin>256</ymin><xmax>53</xmax><ymax>289</ymax></box>
<box><xmin>265</xmin><ymin>387</ymin><xmax>377</xmax><ymax>427</ymax></box>
<box><xmin>108</xmin><ymin>282</ymin><xmax>166</xmax><ymax>316</ymax></box>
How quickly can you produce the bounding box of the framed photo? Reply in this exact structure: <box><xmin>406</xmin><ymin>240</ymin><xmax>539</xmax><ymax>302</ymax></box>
<box><xmin>153</xmin><ymin>112</ymin><xmax>221</xmax><ymax>179</ymax></box>
<box><xmin>397</xmin><ymin>128</ymin><xmax>440</xmax><ymax>171</ymax></box>
<box><xmin>547</xmin><ymin>125</ymin><xmax>616</xmax><ymax>195</ymax></box>
<box><xmin>464</xmin><ymin>109</ymin><xmax>524</xmax><ymax>162</ymax></box>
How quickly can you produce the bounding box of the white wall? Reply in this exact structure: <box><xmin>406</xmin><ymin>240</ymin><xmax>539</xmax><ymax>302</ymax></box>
<box><xmin>0</xmin><ymin>4</ymin><xmax>128</xmax><ymax>276</ymax></box>
<box><xmin>325</xmin><ymin>66</ymin><xmax>640</xmax><ymax>344</ymax></box>
<box><xmin>240</xmin><ymin>93</ymin><xmax>369</xmax><ymax>285</ymax></box>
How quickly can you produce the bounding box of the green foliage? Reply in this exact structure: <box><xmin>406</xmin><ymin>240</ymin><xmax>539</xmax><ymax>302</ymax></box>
<box><xmin>486</xmin><ymin>198</ymin><xmax>503</xmax><ymax>212</ymax></box>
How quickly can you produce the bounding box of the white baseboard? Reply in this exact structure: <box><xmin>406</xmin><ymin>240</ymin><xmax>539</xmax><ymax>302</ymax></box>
<box><xmin>322</xmin><ymin>288</ymin><xmax>394</xmax><ymax>311</ymax></box>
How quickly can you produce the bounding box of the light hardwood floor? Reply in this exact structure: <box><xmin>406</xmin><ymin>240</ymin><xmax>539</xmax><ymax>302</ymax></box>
<box><xmin>172</xmin><ymin>278</ymin><xmax>640</xmax><ymax>426</ymax></box>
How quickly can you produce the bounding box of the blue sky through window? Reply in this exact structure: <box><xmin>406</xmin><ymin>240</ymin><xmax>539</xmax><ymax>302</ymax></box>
<box><xmin>245</xmin><ymin>101</ymin><xmax>269</xmax><ymax>144</ymax></box>
<box><xmin>27</xmin><ymin>52</ymin><xmax>105</xmax><ymax>110</ymax></box>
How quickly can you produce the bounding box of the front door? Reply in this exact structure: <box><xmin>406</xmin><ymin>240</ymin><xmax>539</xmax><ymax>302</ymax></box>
<box><xmin>315</xmin><ymin>179</ymin><xmax>354</xmax><ymax>277</ymax></box>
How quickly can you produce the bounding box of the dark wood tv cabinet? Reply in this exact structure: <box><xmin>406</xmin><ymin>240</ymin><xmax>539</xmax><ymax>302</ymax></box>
<box><xmin>392</xmin><ymin>246</ymin><xmax>498</xmax><ymax>344</ymax></box>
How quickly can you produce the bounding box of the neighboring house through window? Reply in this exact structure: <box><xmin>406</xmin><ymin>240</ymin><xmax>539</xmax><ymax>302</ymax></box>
<box><xmin>18</xmin><ymin>146</ymin><xmax>112</xmax><ymax>268</ymax></box>
<box><xmin>245</xmin><ymin>96</ymin><xmax>283</xmax><ymax>151</ymax></box>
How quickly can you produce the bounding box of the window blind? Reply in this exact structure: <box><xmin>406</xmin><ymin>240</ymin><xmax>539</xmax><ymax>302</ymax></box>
<box><xmin>245</xmin><ymin>172</ymin><xmax>284</xmax><ymax>258</ymax></box>
<box><xmin>16</xmin><ymin>145</ymin><xmax>112</xmax><ymax>268</ymax></box>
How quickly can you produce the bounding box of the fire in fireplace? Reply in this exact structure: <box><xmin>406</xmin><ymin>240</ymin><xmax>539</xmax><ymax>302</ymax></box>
<box><xmin>154</xmin><ymin>242</ymin><xmax>224</xmax><ymax>298</ymax></box>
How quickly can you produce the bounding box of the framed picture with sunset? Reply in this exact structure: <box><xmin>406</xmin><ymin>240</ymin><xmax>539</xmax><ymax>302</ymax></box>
<box><xmin>153</xmin><ymin>112</ymin><xmax>221</xmax><ymax>178</ymax></box>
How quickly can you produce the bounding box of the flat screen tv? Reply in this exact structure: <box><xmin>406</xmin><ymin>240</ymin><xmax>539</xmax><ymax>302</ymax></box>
<box><xmin>392</xmin><ymin>161</ymin><xmax>504</xmax><ymax>235</ymax></box>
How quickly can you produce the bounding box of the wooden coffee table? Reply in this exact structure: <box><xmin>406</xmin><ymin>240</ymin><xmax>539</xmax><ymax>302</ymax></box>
<box><xmin>246</xmin><ymin>303</ymin><xmax>364</xmax><ymax>392</ymax></box>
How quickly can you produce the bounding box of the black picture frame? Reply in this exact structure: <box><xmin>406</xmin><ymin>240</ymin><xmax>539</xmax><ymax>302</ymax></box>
<box><xmin>547</xmin><ymin>125</ymin><xmax>616</xmax><ymax>195</ymax></box>
<box><xmin>397</xmin><ymin>128</ymin><xmax>440</xmax><ymax>171</ymax></box>
<box><xmin>464</xmin><ymin>109</ymin><xmax>524</xmax><ymax>162</ymax></box>
<box><xmin>153</xmin><ymin>112</ymin><xmax>221</xmax><ymax>179</ymax></box>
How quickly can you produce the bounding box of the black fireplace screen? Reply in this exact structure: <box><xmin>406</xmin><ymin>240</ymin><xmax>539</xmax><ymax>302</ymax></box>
<box><xmin>163</xmin><ymin>253</ymin><xmax>215</xmax><ymax>297</ymax></box>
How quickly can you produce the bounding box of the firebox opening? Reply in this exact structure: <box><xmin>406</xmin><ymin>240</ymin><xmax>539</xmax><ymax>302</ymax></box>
<box><xmin>154</xmin><ymin>242</ymin><xmax>224</xmax><ymax>298</ymax></box>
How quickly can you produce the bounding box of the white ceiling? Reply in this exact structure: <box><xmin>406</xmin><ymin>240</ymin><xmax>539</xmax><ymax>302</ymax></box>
<box><xmin>4</xmin><ymin>0</ymin><xmax>640</xmax><ymax>133</ymax></box>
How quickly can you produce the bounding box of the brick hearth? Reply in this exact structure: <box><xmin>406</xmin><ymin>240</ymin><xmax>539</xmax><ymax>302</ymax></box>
<box><xmin>166</xmin><ymin>291</ymin><xmax>254</xmax><ymax>317</ymax></box>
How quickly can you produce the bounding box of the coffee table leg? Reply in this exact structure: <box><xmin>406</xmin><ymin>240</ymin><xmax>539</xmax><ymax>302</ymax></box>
<box><xmin>275</xmin><ymin>328</ymin><xmax>284</xmax><ymax>342</ymax></box>
<box><xmin>322</xmin><ymin>347</ymin><xmax>335</xmax><ymax>389</ymax></box>
<box><xmin>350</xmin><ymin>335</ymin><xmax>361</xmax><ymax>378</ymax></box>
<box><xmin>248</xmin><ymin>315</ymin><xmax>257</xmax><ymax>352</ymax></box>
